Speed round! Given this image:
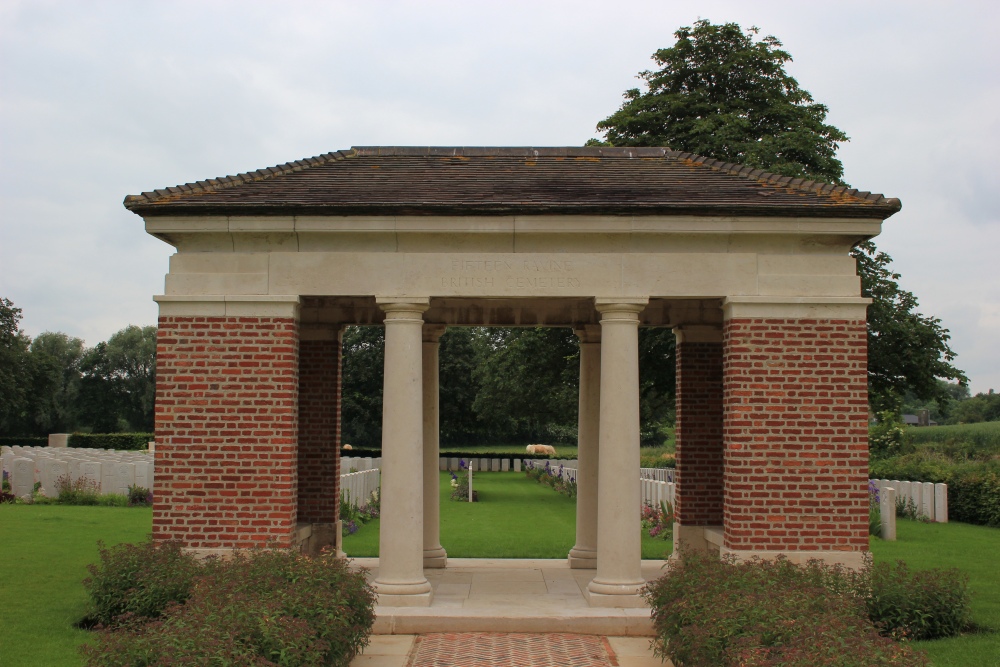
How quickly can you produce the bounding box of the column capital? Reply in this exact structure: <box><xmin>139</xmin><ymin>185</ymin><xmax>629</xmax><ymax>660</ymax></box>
<box><xmin>377</xmin><ymin>297</ymin><xmax>430</xmax><ymax>320</ymax></box>
<box><xmin>594</xmin><ymin>297</ymin><xmax>648</xmax><ymax>318</ymax></box>
<box><xmin>673</xmin><ymin>325</ymin><xmax>723</xmax><ymax>344</ymax></box>
<box><xmin>574</xmin><ymin>324</ymin><xmax>602</xmax><ymax>344</ymax></box>
<box><xmin>422</xmin><ymin>324</ymin><xmax>448</xmax><ymax>343</ymax></box>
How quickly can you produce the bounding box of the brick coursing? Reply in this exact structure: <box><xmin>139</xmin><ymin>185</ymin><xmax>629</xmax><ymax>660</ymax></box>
<box><xmin>723</xmin><ymin>318</ymin><xmax>869</xmax><ymax>552</ymax></box>
<box><xmin>675</xmin><ymin>341</ymin><xmax>724</xmax><ymax>526</ymax></box>
<box><xmin>297</xmin><ymin>339</ymin><xmax>341</xmax><ymax>525</ymax></box>
<box><xmin>153</xmin><ymin>316</ymin><xmax>299</xmax><ymax>549</ymax></box>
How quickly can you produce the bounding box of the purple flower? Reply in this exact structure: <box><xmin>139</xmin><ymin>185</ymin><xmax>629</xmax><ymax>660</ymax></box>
<box><xmin>460</xmin><ymin>459</ymin><xmax>467</xmax><ymax>470</ymax></box>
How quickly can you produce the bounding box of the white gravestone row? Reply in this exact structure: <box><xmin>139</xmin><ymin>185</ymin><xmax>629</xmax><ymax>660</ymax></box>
<box><xmin>1</xmin><ymin>445</ymin><xmax>154</xmax><ymax>499</ymax></box>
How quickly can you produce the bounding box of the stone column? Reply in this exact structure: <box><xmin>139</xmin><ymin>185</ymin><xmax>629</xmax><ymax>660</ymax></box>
<box><xmin>568</xmin><ymin>325</ymin><xmax>600</xmax><ymax>569</ymax></box>
<box><xmin>373</xmin><ymin>299</ymin><xmax>432</xmax><ymax>606</ymax></box>
<box><xmin>587</xmin><ymin>299</ymin><xmax>647</xmax><ymax>607</ymax></box>
<box><xmin>423</xmin><ymin>325</ymin><xmax>448</xmax><ymax>568</ymax></box>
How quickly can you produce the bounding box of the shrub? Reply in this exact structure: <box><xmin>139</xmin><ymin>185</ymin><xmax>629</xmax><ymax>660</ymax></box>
<box><xmin>641</xmin><ymin>500</ymin><xmax>673</xmax><ymax>540</ymax></box>
<box><xmin>0</xmin><ymin>436</ymin><xmax>47</xmax><ymax>447</ymax></box>
<box><xmin>56</xmin><ymin>474</ymin><xmax>102</xmax><ymax>505</ymax></box>
<box><xmin>127</xmin><ymin>485</ymin><xmax>153</xmax><ymax>507</ymax></box>
<box><xmin>82</xmin><ymin>539</ymin><xmax>202</xmax><ymax>628</ymax></box>
<box><xmin>858</xmin><ymin>560</ymin><xmax>972</xmax><ymax>641</ymax></box>
<box><xmin>644</xmin><ymin>551</ymin><xmax>928</xmax><ymax>667</ymax></box>
<box><xmin>869</xmin><ymin>412</ymin><xmax>907</xmax><ymax>459</ymax></box>
<box><xmin>81</xmin><ymin>548</ymin><xmax>376</xmax><ymax>667</ymax></box>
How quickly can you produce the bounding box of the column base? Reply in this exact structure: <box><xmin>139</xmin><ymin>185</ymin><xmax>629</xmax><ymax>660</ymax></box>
<box><xmin>567</xmin><ymin>547</ymin><xmax>597</xmax><ymax>569</ymax></box>
<box><xmin>584</xmin><ymin>585</ymin><xmax>647</xmax><ymax>608</ymax></box>
<box><xmin>374</xmin><ymin>579</ymin><xmax>434</xmax><ymax>607</ymax></box>
<box><xmin>672</xmin><ymin>523</ymin><xmax>724</xmax><ymax>557</ymax></box>
<box><xmin>423</xmin><ymin>546</ymin><xmax>448</xmax><ymax>568</ymax></box>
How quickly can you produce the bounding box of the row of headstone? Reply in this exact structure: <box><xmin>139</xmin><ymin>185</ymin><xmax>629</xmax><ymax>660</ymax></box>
<box><xmin>641</xmin><ymin>478</ymin><xmax>676</xmax><ymax>509</ymax></box>
<box><xmin>341</xmin><ymin>456</ymin><xmax>382</xmax><ymax>473</ymax></box>
<box><xmin>340</xmin><ymin>468</ymin><xmax>381</xmax><ymax>509</ymax></box>
<box><xmin>1</xmin><ymin>445</ymin><xmax>154</xmax><ymax>499</ymax></box>
<box><xmin>640</xmin><ymin>467</ymin><xmax>676</xmax><ymax>484</ymax></box>
<box><xmin>438</xmin><ymin>457</ymin><xmax>530</xmax><ymax>472</ymax></box>
<box><xmin>870</xmin><ymin>478</ymin><xmax>948</xmax><ymax>523</ymax></box>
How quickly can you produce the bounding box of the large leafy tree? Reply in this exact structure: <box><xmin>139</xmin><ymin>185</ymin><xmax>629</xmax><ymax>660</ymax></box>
<box><xmin>594</xmin><ymin>19</ymin><xmax>848</xmax><ymax>184</ymax></box>
<box><xmin>854</xmin><ymin>242</ymin><xmax>966</xmax><ymax>412</ymax></box>
<box><xmin>593</xmin><ymin>19</ymin><xmax>965</xmax><ymax>413</ymax></box>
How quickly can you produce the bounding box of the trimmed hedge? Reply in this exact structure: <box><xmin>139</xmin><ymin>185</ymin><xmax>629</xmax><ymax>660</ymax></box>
<box><xmin>0</xmin><ymin>436</ymin><xmax>48</xmax><ymax>447</ymax></box>
<box><xmin>871</xmin><ymin>454</ymin><xmax>1000</xmax><ymax>527</ymax></box>
<box><xmin>69</xmin><ymin>433</ymin><xmax>153</xmax><ymax>451</ymax></box>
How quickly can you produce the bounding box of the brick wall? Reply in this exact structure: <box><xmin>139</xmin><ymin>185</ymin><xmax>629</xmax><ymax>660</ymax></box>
<box><xmin>723</xmin><ymin>318</ymin><xmax>869</xmax><ymax>552</ymax></box>
<box><xmin>297</xmin><ymin>339</ymin><xmax>341</xmax><ymax>526</ymax></box>
<box><xmin>154</xmin><ymin>316</ymin><xmax>299</xmax><ymax>549</ymax></box>
<box><xmin>675</xmin><ymin>341</ymin><xmax>724</xmax><ymax>526</ymax></box>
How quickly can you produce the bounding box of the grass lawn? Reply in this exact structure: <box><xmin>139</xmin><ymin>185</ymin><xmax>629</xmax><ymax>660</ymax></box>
<box><xmin>4</xmin><ymin>480</ymin><xmax>998</xmax><ymax>666</ymax></box>
<box><xmin>0</xmin><ymin>505</ymin><xmax>152</xmax><ymax>667</ymax></box>
<box><xmin>870</xmin><ymin>519</ymin><xmax>1000</xmax><ymax>666</ymax></box>
<box><xmin>343</xmin><ymin>471</ymin><xmax>673</xmax><ymax>560</ymax></box>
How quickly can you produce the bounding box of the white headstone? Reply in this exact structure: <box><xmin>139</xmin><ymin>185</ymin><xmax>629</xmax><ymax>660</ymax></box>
<box><xmin>12</xmin><ymin>458</ymin><xmax>34</xmax><ymax>497</ymax></box>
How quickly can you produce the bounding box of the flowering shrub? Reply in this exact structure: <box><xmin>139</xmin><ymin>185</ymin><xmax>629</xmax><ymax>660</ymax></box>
<box><xmin>645</xmin><ymin>551</ymin><xmax>930</xmax><ymax>667</ymax></box>
<box><xmin>56</xmin><ymin>474</ymin><xmax>102</xmax><ymax>505</ymax></box>
<box><xmin>81</xmin><ymin>546</ymin><xmax>376</xmax><ymax>667</ymax></box>
<box><xmin>523</xmin><ymin>460</ymin><xmax>576</xmax><ymax>499</ymax></box>
<box><xmin>641</xmin><ymin>500</ymin><xmax>674</xmax><ymax>540</ymax></box>
<box><xmin>869</xmin><ymin>480</ymin><xmax>882</xmax><ymax>537</ymax></box>
<box><xmin>340</xmin><ymin>488</ymin><xmax>381</xmax><ymax>533</ymax></box>
<box><xmin>83</xmin><ymin>539</ymin><xmax>202</xmax><ymax>627</ymax></box>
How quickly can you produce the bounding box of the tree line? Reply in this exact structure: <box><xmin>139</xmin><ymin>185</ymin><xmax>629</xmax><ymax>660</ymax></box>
<box><xmin>0</xmin><ymin>298</ymin><xmax>155</xmax><ymax>436</ymax></box>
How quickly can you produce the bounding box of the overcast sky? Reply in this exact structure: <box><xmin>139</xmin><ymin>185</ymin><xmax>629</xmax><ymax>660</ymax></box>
<box><xmin>2</xmin><ymin>0</ymin><xmax>997</xmax><ymax>394</ymax></box>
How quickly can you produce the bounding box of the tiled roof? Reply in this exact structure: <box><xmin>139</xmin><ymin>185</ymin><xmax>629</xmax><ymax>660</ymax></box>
<box><xmin>124</xmin><ymin>147</ymin><xmax>900</xmax><ymax>219</ymax></box>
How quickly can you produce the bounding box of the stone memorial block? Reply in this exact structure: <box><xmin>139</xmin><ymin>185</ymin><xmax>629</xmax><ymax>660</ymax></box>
<box><xmin>480</xmin><ymin>458</ymin><xmax>490</xmax><ymax>472</ymax></box>
<box><xmin>134</xmin><ymin>461</ymin><xmax>151</xmax><ymax>490</ymax></box>
<box><xmin>439</xmin><ymin>457</ymin><xmax>447</xmax><ymax>471</ymax></box>
<box><xmin>113</xmin><ymin>463</ymin><xmax>136</xmax><ymax>495</ymax></box>
<box><xmin>934</xmin><ymin>483</ymin><xmax>948</xmax><ymax>523</ymax></box>
<box><xmin>513</xmin><ymin>458</ymin><xmax>521</xmax><ymax>472</ymax></box>
<box><xmin>501</xmin><ymin>459</ymin><xmax>509</xmax><ymax>472</ymax></box>
<box><xmin>79</xmin><ymin>461</ymin><xmax>103</xmax><ymax>489</ymax></box>
<box><xmin>449</xmin><ymin>458</ymin><xmax>459</xmax><ymax>471</ymax></box>
<box><xmin>12</xmin><ymin>458</ymin><xmax>34</xmax><ymax>497</ymax></box>
<box><xmin>491</xmin><ymin>458</ymin><xmax>500</xmax><ymax>472</ymax></box>
<box><xmin>920</xmin><ymin>483</ymin><xmax>934</xmax><ymax>520</ymax></box>
<box><xmin>46</xmin><ymin>459</ymin><xmax>70</xmax><ymax>497</ymax></box>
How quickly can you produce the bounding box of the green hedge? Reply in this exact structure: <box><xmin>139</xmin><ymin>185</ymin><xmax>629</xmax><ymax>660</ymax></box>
<box><xmin>0</xmin><ymin>436</ymin><xmax>48</xmax><ymax>447</ymax></box>
<box><xmin>69</xmin><ymin>433</ymin><xmax>153</xmax><ymax>451</ymax></box>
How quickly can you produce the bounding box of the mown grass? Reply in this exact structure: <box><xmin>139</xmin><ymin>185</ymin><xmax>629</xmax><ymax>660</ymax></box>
<box><xmin>343</xmin><ymin>471</ymin><xmax>673</xmax><ymax>560</ymax></box>
<box><xmin>870</xmin><ymin>519</ymin><xmax>1000</xmax><ymax>666</ymax></box>
<box><xmin>0</xmin><ymin>505</ymin><xmax>152</xmax><ymax>667</ymax></box>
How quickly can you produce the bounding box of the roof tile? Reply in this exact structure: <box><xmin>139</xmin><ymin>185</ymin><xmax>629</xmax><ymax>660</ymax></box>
<box><xmin>124</xmin><ymin>146</ymin><xmax>900</xmax><ymax>219</ymax></box>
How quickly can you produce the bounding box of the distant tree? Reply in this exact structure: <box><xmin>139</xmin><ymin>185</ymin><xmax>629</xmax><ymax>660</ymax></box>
<box><xmin>77</xmin><ymin>325</ymin><xmax>157</xmax><ymax>432</ymax></box>
<box><xmin>948</xmin><ymin>390</ymin><xmax>1000</xmax><ymax>424</ymax></box>
<box><xmin>472</xmin><ymin>328</ymin><xmax>579</xmax><ymax>444</ymax></box>
<box><xmin>340</xmin><ymin>326</ymin><xmax>385</xmax><ymax>448</ymax></box>
<box><xmin>853</xmin><ymin>241</ymin><xmax>966</xmax><ymax>413</ymax></box>
<box><xmin>25</xmin><ymin>331</ymin><xmax>85</xmax><ymax>434</ymax></box>
<box><xmin>438</xmin><ymin>328</ymin><xmax>485</xmax><ymax>445</ymax></box>
<box><xmin>593</xmin><ymin>19</ymin><xmax>966</xmax><ymax>417</ymax></box>
<box><xmin>0</xmin><ymin>297</ymin><xmax>32</xmax><ymax>435</ymax></box>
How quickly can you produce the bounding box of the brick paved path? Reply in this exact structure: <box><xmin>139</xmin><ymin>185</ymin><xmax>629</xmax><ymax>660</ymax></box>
<box><xmin>406</xmin><ymin>633</ymin><xmax>618</xmax><ymax>667</ymax></box>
